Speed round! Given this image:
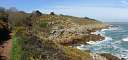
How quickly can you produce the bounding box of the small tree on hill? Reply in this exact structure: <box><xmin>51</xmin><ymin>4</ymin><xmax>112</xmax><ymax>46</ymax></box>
<box><xmin>32</xmin><ymin>10</ymin><xmax>42</xmax><ymax>16</ymax></box>
<box><xmin>50</xmin><ymin>12</ymin><xmax>55</xmax><ymax>15</ymax></box>
<box><xmin>84</xmin><ymin>17</ymin><xmax>90</xmax><ymax>19</ymax></box>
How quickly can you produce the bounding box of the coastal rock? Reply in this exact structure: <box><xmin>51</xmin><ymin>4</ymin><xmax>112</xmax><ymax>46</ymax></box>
<box><xmin>57</xmin><ymin>34</ymin><xmax>104</xmax><ymax>46</ymax></box>
<box><xmin>90</xmin><ymin>53</ymin><xmax>108</xmax><ymax>60</ymax></box>
<box><xmin>48</xmin><ymin>23</ymin><xmax>105</xmax><ymax>46</ymax></box>
<box><xmin>100</xmin><ymin>53</ymin><xmax>121</xmax><ymax>60</ymax></box>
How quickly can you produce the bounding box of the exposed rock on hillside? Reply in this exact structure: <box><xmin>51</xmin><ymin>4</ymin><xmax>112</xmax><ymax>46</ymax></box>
<box><xmin>100</xmin><ymin>53</ymin><xmax>121</xmax><ymax>60</ymax></box>
<box><xmin>33</xmin><ymin>15</ymin><xmax>107</xmax><ymax>46</ymax></box>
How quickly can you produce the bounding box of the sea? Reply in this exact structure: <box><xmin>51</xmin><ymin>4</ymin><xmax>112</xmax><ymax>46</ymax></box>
<box><xmin>77</xmin><ymin>22</ymin><xmax>128</xmax><ymax>60</ymax></box>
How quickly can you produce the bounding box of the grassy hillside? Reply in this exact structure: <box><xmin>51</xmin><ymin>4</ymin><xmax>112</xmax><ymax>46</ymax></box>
<box><xmin>32</xmin><ymin>15</ymin><xmax>107</xmax><ymax>45</ymax></box>
<box><xmin>11</xmin><ymin>14</ymin><xmax>108</xmax><ymax>60</ymax></box>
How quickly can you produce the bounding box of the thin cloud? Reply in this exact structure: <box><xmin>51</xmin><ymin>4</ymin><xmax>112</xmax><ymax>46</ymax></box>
<box><xmin>120</xmin><ymin>0</ymin><xmax>128</xmax><ymax>6</ymax></box>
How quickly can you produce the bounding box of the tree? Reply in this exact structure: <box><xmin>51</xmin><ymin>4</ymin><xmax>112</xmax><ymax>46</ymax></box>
<box><xmin>35</xmin><ymin>10</ymin><xmax>42</xmax><ymax>16</ymax></box>
<box><xmin>50</xmin><ymin>12</ymin><xmax>55</xmax><ymax>15</ymax></box>
<box><xmin>84</xmin><ymin>17</ymin><xmax>90</xmax><ymax>19</ymax></box>
<box><xmin>32</xmin><ymin>10</ymin><xmax>42</xmax><ymax>16</ymax></box>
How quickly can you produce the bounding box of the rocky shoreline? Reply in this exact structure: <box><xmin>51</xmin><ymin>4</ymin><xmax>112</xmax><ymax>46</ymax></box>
<box><xmin>32</xmin><ymin>15</ymin><xmax>121</xmax><ymax>60</ymax></box>
<box><xmin>68</xmin><ymin>25</ymin><xmax>122</xmax><ymax>60</ymax></box>
<box><xmin>78</xmin><ymin>28</ymin><xmax>123</xmax><ymax>60</ymax></box>
<box><xmin>100</xmin><ymin>53</ymin><xmax>122</xmax><ymax>60</ymax></box>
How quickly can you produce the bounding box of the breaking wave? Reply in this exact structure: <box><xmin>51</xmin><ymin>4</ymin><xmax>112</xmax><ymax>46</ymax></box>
<box><xmin>78</xmin><ymin>24</ymin><xmax>128</xmax><ymax>60</ymax></box>
<box><xmin>122</xmin><ymin>37</ymin><xmax>128</xmax><ymax>41</ymax></box>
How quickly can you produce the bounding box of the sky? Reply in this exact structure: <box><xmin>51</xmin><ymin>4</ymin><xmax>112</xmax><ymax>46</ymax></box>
<box><xmin>0</xmin><ymin>0</ymin><xmax>128</xmax><ymax>22</ymax></box>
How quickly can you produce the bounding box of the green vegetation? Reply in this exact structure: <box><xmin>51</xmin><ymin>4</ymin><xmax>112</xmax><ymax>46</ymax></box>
<box><xmin>39</xmin><ymin>21</ymin><xmax>48</xmax><ymax>28</ymax></box>
<box><xmin>11</xmin><ymin>27</ymin><xmax>28</xmax><ymax>60</ymax></box>
<box><xmin>62</xmin><ymin>46</ymin><xmax>92</xmax><ymax>60</ymax></box>
<box><xmin>11</xmin><ymin>35</ymin><xmax>22</xmax><ymax>60</ymax></box>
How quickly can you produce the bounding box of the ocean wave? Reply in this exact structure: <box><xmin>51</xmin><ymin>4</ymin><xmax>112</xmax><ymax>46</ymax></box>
<box><xmin>86</xmin><ymin>36</ymin><xmax>113</xmax><ymax>45</ymax></box>
<box><xmin>101</xmin><ymin>28</ymin><xmax>109</xmax><ymax>32</ymax></box>
<box><xmin>77</xmin><ymin>28</ymin><xmax>112</xmax><ymax>50</ymax></box>
<box><xmin>86</xmin><ymin>24</ymin><xmax>128</xmax><ymax>60</ymax></box>
<box><xmin>109</xmin><ymin>27</ymin><xmax>120</xmax><ymax>31</ymax></box>
<box><xmin>108</xmin><ymin>26</ymin><xmax>125</xmax><ymax>33</ymax></box>
<box><xmin>78</xmin><ymin>26</ymin><xmax>128</xmax><ymax>60</ymax></box>
<box><xmin>122</xmin><ymin>37</ymin><xmax>128</xmax><ymax>41</ymax></box>
<box><xmin>89</xmin><ymin>27</ymin><xmax>113</xmax><ymax>45</ymax></box>
<box><xmin>113</xmin><ymin>40</ymin><xmax>122</xmax><ymax>45</ymax></box>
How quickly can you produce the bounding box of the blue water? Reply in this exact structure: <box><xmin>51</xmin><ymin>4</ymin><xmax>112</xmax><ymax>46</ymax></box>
<box><xmin>80</xmin><ymin>22</ymin><xmax>128</xmax><ymax>59</ymax></box>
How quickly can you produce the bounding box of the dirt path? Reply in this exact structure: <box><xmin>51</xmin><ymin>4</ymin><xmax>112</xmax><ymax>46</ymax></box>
<box><xmin>0</xmin><ymin>35</ymin><xmax>12</xmax><ymax>60</ymax></box>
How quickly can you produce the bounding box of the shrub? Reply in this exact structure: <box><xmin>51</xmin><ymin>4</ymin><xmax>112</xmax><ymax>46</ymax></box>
<box><xmin>8</xmin><ymin>12</ymin><xmax>30</xmax><ymax>27</ymax></box>
<box><xmin>32</xmin><ymin>10</ymin><xmax>42</xmax><ymax>16</ymax></box>
<box><xmin>50</xmin><ymin>12</ymin><xmax>55</xmax><ymax>15</ymax></box>
<box><xmin>39</xmin><ymin>21</ymin><xmax>48</xmax><ymax>28</ymax></box>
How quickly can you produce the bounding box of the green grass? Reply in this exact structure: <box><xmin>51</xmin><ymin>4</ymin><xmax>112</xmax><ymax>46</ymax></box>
<box><xmin>39</xmin><ymin>21</ymin><xmax>48</xmax><ymax>28</ymax></box>
<box><xmin>11</xmin><ymin>35</ymin><xmax>22</xmax><ymax>60</ymax></box>
<box><xmin>63</xmin><ymin>46</ymin><xmax>92</xmax><ymax>60</ymax></box>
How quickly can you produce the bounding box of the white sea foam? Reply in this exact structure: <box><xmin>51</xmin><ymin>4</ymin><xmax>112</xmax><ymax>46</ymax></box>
<box><xmin>109</xmin><ymin>27</ymin><xmax>119</xmax><ymax>31</ymax></box>
<box><xmin>76</xmin><ymin>44</ymin><xmax>83</xmax><ymax>49</ymax></box>
<box><xmin>103</xmin><ymin>36</ymin><xmax>112</xmax><ymax>41</ymax></box>
<box><xmin>108</xmin><ymin>26</ymin><xmax>124</xmax><ymax>32</ymax></box>
<box><xmin>86</xmin><ymin>41</ymin><xmax>98</xmax><ymax>44</ymax></box>
<box><xmin>91</xmin><ymin>28</ymin><xmax>107</xmax><ymax>35</ymax></box>
<box><xmin>89</xmin><ymin>28</ymin><xmax>113</xmax><ymax>45</ymax></box>
<box><xmin>101</xmin><ymin>28</ymin><xmax>109</xmax><ymax>32</ymax></box>
<box><xmin>86</xmin><ymin>36</ymin><xmax>112</xmax><ymax>45</ymax></box>
<box><xmin>122</xmin><ymin>37</ymin><xmax>128</xmax><ymax>41</ymax></box>
<box><xmin>101</xmin><ymin>26</ymin><xmax>122</xmax><ymax>32</ymax></box>
<box><xmin>76</xmin><ymin>44</ymin><xmax>89</xmax><ymax>50</ymax></box>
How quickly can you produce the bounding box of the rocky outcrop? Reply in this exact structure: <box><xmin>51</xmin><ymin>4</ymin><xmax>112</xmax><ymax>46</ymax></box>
<box><xmin>90</xmin><ymin>53</ymin><xmax>108</xmax><ymax>60</ymax></box>
<box><xmin>100</xmin><ymin>53</ymin><xmax>121</xmax><ymax>60</ymax></box>
<box><xmin>48</xmin><ymin>24</ymin><xmax>105</xmax><ymax>46</ymax></box>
